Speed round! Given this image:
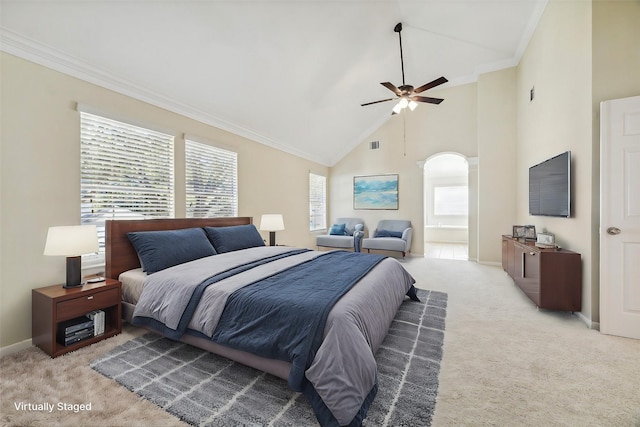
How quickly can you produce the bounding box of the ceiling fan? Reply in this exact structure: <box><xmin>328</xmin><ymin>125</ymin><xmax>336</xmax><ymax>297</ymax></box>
<box><xmin>361</xmin><ymin>23</ymin><xmax>447</xmax><ymax>114</ymax></box>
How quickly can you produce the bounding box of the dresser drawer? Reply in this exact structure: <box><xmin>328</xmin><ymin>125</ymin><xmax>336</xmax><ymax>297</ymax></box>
<box><xmin>57</xmin><ymin>287</ymin><xmax>119</xmax><ymax>321</ymax></box>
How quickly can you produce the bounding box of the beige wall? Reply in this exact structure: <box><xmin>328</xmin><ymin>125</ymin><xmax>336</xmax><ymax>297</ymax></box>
<box><xmin>591</xmin><ymin>0</ymin><xmax>640</xmax><ymax>323</ymax></box>
<box><xmin>516</xmin><ymin>0</ymin><xmax>639</xmax><ymax>326</ymax></box>
<box><xmin>331</xmin><ymin>69</ymin><xmax>519</xmax><ymax>264</ymax></box>
<box><xmin>331</xmin><ymin>0</ymin><xmax>638</xmax><ymax>327</ymax></box>
<box><xmin>517</xmin><ymin>0</ymin><xmax>594</xmax><ymax>320</ymax></box>
<box><xmin>0</xmin><ymin>53</ymin><xmax>328</xmax><ymax>348</ymax></box>
<box><xmin>330</xmin><ymin>83</ymin><xmax>479</xmax><ymax>257</ymax></box>
<box><xmin>477</xmin><ymin>68</ymin><xmax>518</xmax><ymax>263</ymax></box>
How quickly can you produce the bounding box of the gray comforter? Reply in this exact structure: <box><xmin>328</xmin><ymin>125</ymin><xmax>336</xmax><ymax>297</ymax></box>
<box><xmin>132</xmin><ymin>246</ymin><xmax>415</xmax><ymax>425</ymax></box>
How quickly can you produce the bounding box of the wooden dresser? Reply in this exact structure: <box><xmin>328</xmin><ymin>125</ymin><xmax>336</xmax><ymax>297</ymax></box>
<box><xmin>501</xmin><ymin>235</ymin><xmax>581</xmax><ymax>312</ymax></box>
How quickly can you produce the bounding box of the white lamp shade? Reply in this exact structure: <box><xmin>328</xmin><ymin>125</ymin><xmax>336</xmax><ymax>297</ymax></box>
<box><xmin>260</xmin><ymin>214</ymin><xmax>285</xmax><ymax>231</ymax></box>
<box><xmin>44</xmin><ymin>225</ymin><xmax>99</xmax><ymax>256</ymax></box>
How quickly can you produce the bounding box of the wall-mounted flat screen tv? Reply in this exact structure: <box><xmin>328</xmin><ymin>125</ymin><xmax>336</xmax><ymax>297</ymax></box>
<box><xmin>529</xmin><ymin>151</ymin><xmax>571</xmax><ymax>217</ymax></box>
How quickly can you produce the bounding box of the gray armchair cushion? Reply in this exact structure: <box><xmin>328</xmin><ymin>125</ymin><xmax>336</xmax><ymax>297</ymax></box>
<box><xmin>375</xmin><ymin>220</ymin><xmax>411</xmax><ymax>234</ymax></box>
<box><xmin>316</xmin><ymin>234</ymin><xmax>356</xmax><ymax>249</ymax></box>
<box><xmin>361</xmin><ymin>220</ymin><xmax>412</xmax><ymax>255</ymax></box>
<box><xmin>361</xmin><ymin>236</ymin><xmax>408</xmax><ymax>252</ymax></box>
<box><xmin>316</xmin><ymin>217</ymin><xmax>365</xmax><ymax>250</ymax></box>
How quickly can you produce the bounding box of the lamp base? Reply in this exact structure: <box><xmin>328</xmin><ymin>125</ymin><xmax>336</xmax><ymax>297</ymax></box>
<box><xmin>63</xmin><ymin>256</ymin><xmax>84</xmax><ymax>288</ymax></box>
<box><xmin>269</xmin><ymin>231</ymin><xmax>276</xmax><ymax>246</ymax></box>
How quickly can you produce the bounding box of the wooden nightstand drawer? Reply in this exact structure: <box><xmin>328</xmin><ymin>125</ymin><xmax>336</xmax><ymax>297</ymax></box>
<box><xmin>57</xmin><ymin>287</ymin><xmax>119</xmax><ymax>321</ymax></box>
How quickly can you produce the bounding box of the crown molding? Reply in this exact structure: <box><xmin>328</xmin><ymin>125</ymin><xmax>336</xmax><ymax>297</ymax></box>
<box><xmin>514</xmin><ymin>0</ymin><xmax>549</xmax><ymax>63</ymax></box>
<box><xmin>0</xmin><ymin>27</ymin><xmax>329</xmax><ymax>166</ymax></box>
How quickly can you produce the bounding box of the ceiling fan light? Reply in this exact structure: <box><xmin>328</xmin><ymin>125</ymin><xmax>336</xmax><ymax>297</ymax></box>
<box><xmin>392</xmin><ymin>103</ymin><xmax>403</xmax><ymax>114</ymax></box>
<box><xmin>398</xmin><ymin>98</ymin><xmax>409</xmax><ymax>109</ymax></box>
<box><xmin>408</xmin><ymin>100</ymin><xmax>418</xmax><ymax>111</ymax></box>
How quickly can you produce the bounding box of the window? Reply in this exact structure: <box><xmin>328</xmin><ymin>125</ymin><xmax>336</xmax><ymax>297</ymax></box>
<box><xmin>309</xmin><ymin>173</ymin><xmax>326</xmax><ymax>231</ymax></box>
<box><xmin>434</xmin><ymin>186</ymin><xmax>468</xmax><ymax>216</ymax></box>
<box><xmin>80</xmin><ymin>112</ymin><xmax>175</xmax><ymax>253</ymax></box>
<box><xmin>185</xmin><ymin>139</ymin><xmax>238</xmax><ymax>218</ymax></box>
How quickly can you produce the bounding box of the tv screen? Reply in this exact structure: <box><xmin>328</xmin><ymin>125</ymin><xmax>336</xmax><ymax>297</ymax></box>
<box><xmin>529</xmin><ymin>151</ymin><xmax>571</xmax><ymax>217</ymax></box>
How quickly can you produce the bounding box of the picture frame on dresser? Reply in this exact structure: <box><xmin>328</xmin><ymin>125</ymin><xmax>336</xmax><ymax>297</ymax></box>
<box><xmin>524</xmin><ymin>225</ymin><xmax>537</xmax><ymax>240</ymax></box>
<box><xmin>512</xmin><ymin>225</ymin><xmax>526</xmax><ymax>239</ymax></box>
<box><xmin>536</xmin><ymin>232</ymin><xmax>556</xmax><ymax>249</ymax></box>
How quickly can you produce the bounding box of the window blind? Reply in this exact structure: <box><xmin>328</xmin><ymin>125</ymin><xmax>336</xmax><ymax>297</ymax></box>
<box><xmin>309</xmin><ymin>172</ymin><xmax>326</xmax><ymax>231</ymax></box>
<box><xmin>80</xmin><ymin>112</ymin><xmax>175</xmax><ymax>251</ymax></box>
<box><xmin>185</xmin><ymin>139</ymin><xmax>238</xmax><ymax>218</ymax></box>
<box><xmin>434</xmin><ymin>186</ymin><xmax>468</xmax><ymax>216</ymax></box>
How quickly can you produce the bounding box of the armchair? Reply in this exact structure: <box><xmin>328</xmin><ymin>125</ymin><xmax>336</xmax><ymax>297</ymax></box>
<box><xmin>316</xmin><ymin>218</ymin><xmax>365</xmax><ymax>252</ymax></box>
<box><xmin>361</xmin><ymin>220</ymin><xmax>412</xmax><ymax>258</ymax></box>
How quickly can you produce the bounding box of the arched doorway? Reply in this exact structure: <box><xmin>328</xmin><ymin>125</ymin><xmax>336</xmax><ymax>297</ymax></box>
<box><xmin>423</xmin><ymin>153</ymin><xmax>469</xmax><ymax>259</ymax></box>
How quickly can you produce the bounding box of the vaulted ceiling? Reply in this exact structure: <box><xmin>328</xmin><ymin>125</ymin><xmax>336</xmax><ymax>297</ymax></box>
<box><xmin>1</xmin><ymin>1</ymin><xmax>547</xmax><ymax>166</ymax></box>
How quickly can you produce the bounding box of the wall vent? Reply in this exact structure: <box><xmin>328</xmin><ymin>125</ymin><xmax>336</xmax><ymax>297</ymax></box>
<box><xmin>369</xmin><ymin>140</ymin><xmax>380</xmax><ymax>150</ymax></box>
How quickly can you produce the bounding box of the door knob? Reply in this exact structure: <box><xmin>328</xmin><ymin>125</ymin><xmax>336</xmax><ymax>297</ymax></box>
<box><xmin>607</xmin><ymin>227</ymin><xmax>621</xmax><ymax>235</ymax></box>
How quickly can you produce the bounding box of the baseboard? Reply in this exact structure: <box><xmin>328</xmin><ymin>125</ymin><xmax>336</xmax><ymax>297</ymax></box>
<box><xmin>478</xmin><ymin>260</ymin><xmax>501</xmax><ymax>267</ymax></box>
<box><xmin>575</xmin><ymin>311</ymin><xmax>600</xmax><ymax>331</ymax></box>
<box><xmin>0</xmin><ymin>338</ymin><xmax>33</xmax><ymax>357</ymax></box>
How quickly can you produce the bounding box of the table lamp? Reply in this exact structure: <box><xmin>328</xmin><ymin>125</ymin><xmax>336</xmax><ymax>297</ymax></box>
<box><xmin>260</xmin><ymin>214</ymin><xmax>285</xmax><ymax>246</ymax></box>
<box><xmin>44</xmin><ymin>225</ymin><xmax>99</xmax><ymax>288</ymax></box>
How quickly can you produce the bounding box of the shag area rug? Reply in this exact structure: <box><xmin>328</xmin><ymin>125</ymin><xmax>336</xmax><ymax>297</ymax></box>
<box><xmin>91</xmin><ymin>289</ymin><xmax>447</xmax><ymax>426</ymax></box>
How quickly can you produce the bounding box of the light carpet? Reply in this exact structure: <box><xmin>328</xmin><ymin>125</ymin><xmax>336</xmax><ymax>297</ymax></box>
<box><xmin>90</xmin><ymin>289</ymin><xmax>447</xmax><ymax>427</ymax></box>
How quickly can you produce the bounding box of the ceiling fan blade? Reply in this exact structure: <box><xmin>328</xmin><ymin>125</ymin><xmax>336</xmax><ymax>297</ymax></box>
<box><xmin>414</xmin><ymin>76</ymin><xmax>448</xmax><ymax>93</ymax></box>
<box><xmin>361</xmin><ymin>98</ymin><xmax>395</xmax><ymax>107</ymax></box>
<box><xmin>410</xmin><ymin>95</ymin><xmax>444</xmax><ymax>105</ymax></box>
<box><xmin>381</xmin><ymin>82</ymin><xmax>401</xmax><ymax>95</ymax></box>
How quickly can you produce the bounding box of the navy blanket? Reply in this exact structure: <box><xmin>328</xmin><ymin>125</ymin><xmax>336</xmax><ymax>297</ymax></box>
<box><xmin>212</xmin><ymin>250</ymin><xmax>387</xmax><ymax>392</ymax></box>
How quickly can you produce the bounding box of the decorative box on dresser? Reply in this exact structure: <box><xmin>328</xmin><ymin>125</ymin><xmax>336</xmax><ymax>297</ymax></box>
<box><xmin>501</xmin><ymin>235</ymin><xmax>581</xmax><ymax>312</ymax></box>
<box><xmin>32</xmin><ymin>279</ymin><xmax>122</xmax><ymax>357</ymax></box>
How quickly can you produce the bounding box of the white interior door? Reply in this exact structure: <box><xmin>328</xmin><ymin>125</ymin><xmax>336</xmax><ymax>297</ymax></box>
<box><xmin>600</xmin><ymin>95</ymin><xmax>640</xmax><ymax>339</ymax></box>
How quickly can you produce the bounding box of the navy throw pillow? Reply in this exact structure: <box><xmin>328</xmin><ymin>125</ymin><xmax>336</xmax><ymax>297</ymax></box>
<box><xmin>329</xmin><ymin>223</ymin><xmax>347</xmax><ymax>235</ymax></box>
<box><xmin>204</xmin><ymin>224</ymin><xmax>265</xmax><ymax>253</ymax></box>
<box><xmin>127</xmin><ymin>228</ymin><xmax>216</xmax><ymax>274</ymax></box>
<box><xmin>375</xmin><ymin>229</ymin><xmax>403</xmax><ymax>238</ymax></box>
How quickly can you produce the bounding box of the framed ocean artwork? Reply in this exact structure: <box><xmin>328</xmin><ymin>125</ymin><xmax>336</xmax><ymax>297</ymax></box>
<box><xmin>353</xmin><ymin>174</ymin><xmax>399</xmax><ymax>210</ymax></box>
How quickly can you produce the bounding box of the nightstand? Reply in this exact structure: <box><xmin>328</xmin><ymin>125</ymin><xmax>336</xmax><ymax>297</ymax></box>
<box><xmin>32</xmin><ymin>278</ymin><xmax>122</xmax><ymax>357</ymax></box>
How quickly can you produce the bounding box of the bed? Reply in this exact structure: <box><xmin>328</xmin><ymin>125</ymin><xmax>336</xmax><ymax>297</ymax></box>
<box><xmin>105</xmin><ymin>217</ymin><xmax>418</xmax><ymax>427</ymax></box>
